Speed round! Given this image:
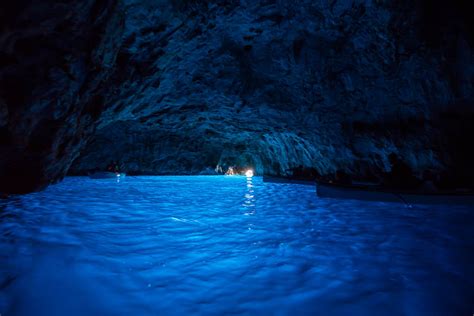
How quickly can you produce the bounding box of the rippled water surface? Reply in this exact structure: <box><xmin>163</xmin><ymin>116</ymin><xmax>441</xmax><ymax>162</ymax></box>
<box><xmin>1</xmin><ymin>176</ymin><xmax>473</xmax><ymax>316</ymax></box>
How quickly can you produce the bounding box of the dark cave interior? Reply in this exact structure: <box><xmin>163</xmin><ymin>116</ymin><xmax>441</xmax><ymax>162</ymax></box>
<box><xmin>0</xmin><ymin>0</ymin><xmax>473</xmax><ymax>193</ymax></box>
<box><xmin>1</xmin><ymin>2</ymin><xmax>474</xmax><ymax>316</ymax></box>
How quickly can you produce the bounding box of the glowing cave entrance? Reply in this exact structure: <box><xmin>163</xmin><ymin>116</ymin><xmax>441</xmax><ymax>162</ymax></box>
<box><xmin>223</xmin><ymin>166</ymin><xmax>254</xmax><ymax>177</ymax></box>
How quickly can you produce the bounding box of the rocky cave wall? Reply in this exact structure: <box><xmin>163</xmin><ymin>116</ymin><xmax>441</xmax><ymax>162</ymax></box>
<box><xmin>1</xmin><ymin>0</ymin><xmax>473</xmax><ymax>193</ymax></box>
<box><xmin>72</xmin><ymin>0</ymin><xmax>474</xmax><ymax>180</ymax></box>
<box><xmin>1</xmin><ymin>0</ymin><xmax>124</xmax><ymax>193</ymax></box>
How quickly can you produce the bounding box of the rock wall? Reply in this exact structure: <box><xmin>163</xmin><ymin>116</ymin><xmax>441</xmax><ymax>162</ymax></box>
<box><xmin>1</xmin><ymin>0</ymin><xmax>124</xmax><ymax>193</ymax></box>
<box><xmin>72</xmin><ymin>0</ymin><xmax>474</xmax><ymax>182</ymax></box>
<box><xmin>1</xmin><ymin>0</ymin><xmax>473</xmax><ymax>193</ymax></box>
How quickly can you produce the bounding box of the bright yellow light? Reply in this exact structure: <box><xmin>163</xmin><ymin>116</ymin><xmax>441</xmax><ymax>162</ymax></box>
<box><xmin>245</xmin><ymin>170</ymin><xmax>254</xmax><ymax>177</ymax></box>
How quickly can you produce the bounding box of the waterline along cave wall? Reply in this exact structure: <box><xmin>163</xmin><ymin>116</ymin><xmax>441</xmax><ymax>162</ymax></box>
<box><xmin>1</xmin><ymin>0</ymin><xmax>473</xmax><ymax>193</ymax></box>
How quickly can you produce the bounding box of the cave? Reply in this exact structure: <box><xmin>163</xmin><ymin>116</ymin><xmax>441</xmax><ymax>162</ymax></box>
<box><xmin>0</xmin><ymin>1</ymin><xmax>473</xmax><ymax>315</ymax></box>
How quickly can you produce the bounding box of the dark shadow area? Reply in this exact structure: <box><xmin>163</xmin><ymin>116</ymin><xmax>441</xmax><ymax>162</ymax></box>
<box><xmin>418</xmin><ymin>0</ymin><xmax>474</xmax><ymax>47</ymax></box>
<box><xmin>434</xmin><ymin>103</ymin><xmax>474</xmax><ymax>188</ymax></box>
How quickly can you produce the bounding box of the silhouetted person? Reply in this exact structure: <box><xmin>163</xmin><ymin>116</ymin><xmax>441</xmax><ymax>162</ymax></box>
<box><xmin>335</xmin><ymin>169</ymin><xmax>352</xmax><ymax>185</ymax></box>
<box><xmin>226</xmin><ymin>166</ymin><xmax>235</xmax><ymax>175</ymax></box>
<box><xmin>107</xmin><ymin>161</ymin><xmax>114</xmax><ymax>172</ymax></box>
<box><xmin>114</xmin><ymin>161</ymin><xmax>121</xmax><ymax>173</ymax></box>
<box><xmin>293</xmin><ymin>165</ymin><xmax>304</xmax><ymax>178</ymax></box>
<box><xmin>385</xmin><ymin>153</ymin><xmax>419</xmax><ymax>189</ymax></box>
<box><xmin>288</xmin><ymin>165</ymin><xmax>319</xmax><ymax>180</ymax></box>
<box><xmin>107</xmin><ymin>161</ymin><xmax>120</xmax><ymax>173</ymax></box>
<box><xmin>420</xmin><ymin>170</ymin><xmax>438</xmax><ymax>192</ymax></box>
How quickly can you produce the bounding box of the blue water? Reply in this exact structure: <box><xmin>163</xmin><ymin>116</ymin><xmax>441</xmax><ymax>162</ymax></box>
<box><xmin>0</xmin><ymin>176</ymin><xmax>473</xmax><ymax>316</ymax></box>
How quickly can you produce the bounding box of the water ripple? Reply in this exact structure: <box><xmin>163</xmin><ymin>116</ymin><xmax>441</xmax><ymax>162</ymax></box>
<box><xmin>0</xmin><ymin>176</ymin><xmax>473</xmax><ymax>316</ymax></box>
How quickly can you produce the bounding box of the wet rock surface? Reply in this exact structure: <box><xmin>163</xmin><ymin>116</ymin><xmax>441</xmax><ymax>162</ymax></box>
<box><xmin>1</xmin><ymin>0</ymin><xmax>473</xmax><ymax>193</ymax></box>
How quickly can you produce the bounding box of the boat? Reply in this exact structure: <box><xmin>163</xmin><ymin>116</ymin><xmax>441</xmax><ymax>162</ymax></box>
<box><xmin>316</xmin><ymin>181</ymin><xmax>474</xmax><ymax>205</ymax></box>
<box><xmin>88</xmin><ymin>172</ymin><xmax>126</xmax><ymax>179</ymax></box>
<box><xmin>263</xmin><ymin>175</ymin><xmax>315</xmax><ymax>186</ymax></box>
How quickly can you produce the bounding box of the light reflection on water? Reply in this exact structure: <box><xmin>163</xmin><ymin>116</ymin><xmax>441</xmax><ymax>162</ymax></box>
<box><xmin>0</xmin><ymin>176</ymin><xmax>473</xmax><ymax>316</ymax></box>
<box><xmin>243</xmin><ymin>176</ymin><xmax>256</xmax><ymax>216</ymax></box>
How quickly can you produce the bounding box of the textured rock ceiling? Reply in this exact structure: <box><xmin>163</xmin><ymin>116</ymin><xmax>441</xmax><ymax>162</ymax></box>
<box><xmin>1</xmin><ymin>0</ymin><xmax>473</xmax><ymax>193</ymax></box>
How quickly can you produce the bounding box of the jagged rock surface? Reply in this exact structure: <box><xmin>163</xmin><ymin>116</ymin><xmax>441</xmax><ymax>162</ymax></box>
<box><xmin>1</xmin><ymin>0</ymin><xmax>473</xmax><ymax>193</ymax></box>
<box><xmin>0</xmin><ymin>0</ymin><xmax>124</xmax><ymax>193</ymax></box>
<box><xmin>73</xmin><ymin>0</ymin><xmax>474</xmax><ymax>180</ymax></box>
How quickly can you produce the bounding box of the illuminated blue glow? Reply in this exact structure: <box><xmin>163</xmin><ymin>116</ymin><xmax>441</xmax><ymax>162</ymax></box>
<box><xmin>0</xmin><ymin>176</ymin><xmax>473</xmax><ymax>315</ymax></box>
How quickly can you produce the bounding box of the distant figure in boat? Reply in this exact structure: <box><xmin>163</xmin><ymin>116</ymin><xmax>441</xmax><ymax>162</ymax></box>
<box><xmin>107</xmin><ymin>161</ymin><xmax>120</xmax><ymax>173</ymax></box>
<box><xmin>106</xmin><ymin>161</ymin><xmax>114</xmax><ymax>172</ymax></box>
<box><xmin>420</xmin><ymin>170</ymin><xmax>438</xmax><ymax>193</ymax></box>
<box><xmin>334</xmin><ymin>169</ymin><xmax>352</xmax><ymax>185</ymax></box>
<box><xmin>287</xmin><ymin>165</ymin><xmax>319</xmax><ymax>180</ymax></box>
<box><xmin>384</xmin><ymin>153</ymin><xmax>420</xmax><ymax>189</ymax></box>
<box><xmin>226</xmin><ymin>166</ymin><xmax>236</xmax><ymax>175</ymax></box>
<box><xmin>292</xmin><ymin>165</ymin><xmax>305</xmax><ymax>178</ymax></box>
